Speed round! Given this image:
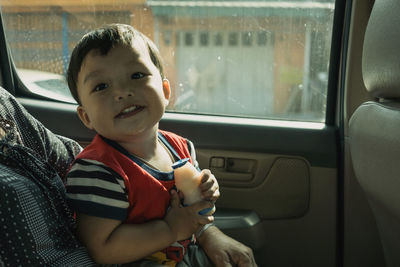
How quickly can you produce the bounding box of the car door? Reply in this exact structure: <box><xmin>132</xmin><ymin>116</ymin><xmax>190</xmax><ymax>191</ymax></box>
<box><xmin>0</xmin><ymin>1</ymin><xmax>348</xmax><ymax>266</ymax></box>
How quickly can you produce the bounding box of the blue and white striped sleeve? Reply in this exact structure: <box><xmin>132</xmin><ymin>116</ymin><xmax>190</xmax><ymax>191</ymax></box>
<box><xmin>66</xmin><ymin>158</ymin><xmax>129</xmax><ymax>221</ymax></box>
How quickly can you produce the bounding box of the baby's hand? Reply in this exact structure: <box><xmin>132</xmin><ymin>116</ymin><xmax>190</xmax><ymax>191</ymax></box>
<box><xmin>199</xmin><ymin>169</ymin><xmax>220</xmax><ymax>202</ymax></box>
<box><xmin>165</xmin><ymin>190</ymin><xmax>214</xmax><ymax>241</ymax></box>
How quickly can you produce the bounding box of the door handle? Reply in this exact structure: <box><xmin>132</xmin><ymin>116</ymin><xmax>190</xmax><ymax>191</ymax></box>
<box><xmin>210</xmin><ymin>157</ymin><xmax>256</xmax><ymax>182</ymax></box>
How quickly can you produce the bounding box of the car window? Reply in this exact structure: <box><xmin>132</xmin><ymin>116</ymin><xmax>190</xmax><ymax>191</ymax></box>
<box><xmin>16</xmin><ymin>68</ymin><xmax>75</xmax><ymax>103</ymax></box>
<box><xmin>1</xmin><ymin>0</ymin><xmax>335</xmax><ymax>122</ymax></box>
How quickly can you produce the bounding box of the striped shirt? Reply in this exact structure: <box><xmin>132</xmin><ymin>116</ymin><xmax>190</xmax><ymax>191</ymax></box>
<box><xmin>67</xmin><ymin>158</ymin><xmax>129</xmax><ymax>220</ymax></box>
<box><xmin>65</xmin><ymin>131</ymin><xmax>197</xmax><ymax>223</ymax></box>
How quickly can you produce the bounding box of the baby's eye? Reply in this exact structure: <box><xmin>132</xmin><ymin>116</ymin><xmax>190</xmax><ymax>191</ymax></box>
<box><xmin>93</xmin><ymin>83</ymin><xmax>108</xmax><ymax>92</ymax></box>
<box><xmin>131</xmin><ymin>72</ymin><xmax>145</xmax><ymax>79</ymax></box>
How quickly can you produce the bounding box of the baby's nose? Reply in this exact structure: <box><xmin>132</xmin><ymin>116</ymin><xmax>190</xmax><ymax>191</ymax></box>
<box><xmin>116</xmin><ymin>93</ymin><xmax>132</xmax><ymax>101</ymax></box>
<box><xmin>114</xmin><ymin>87</ymin><xmax>134</xmax><ymax>101</ymax></box>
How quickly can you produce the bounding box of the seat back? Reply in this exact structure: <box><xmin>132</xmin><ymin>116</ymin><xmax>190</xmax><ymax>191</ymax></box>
<box><xmin>349</xmin><ymin>0</ymin><xmax>400</xmax><ymax>266</ymax></box>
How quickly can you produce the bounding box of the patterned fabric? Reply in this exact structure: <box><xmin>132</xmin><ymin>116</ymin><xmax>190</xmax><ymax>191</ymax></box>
<box><xmin>0</xmin><ymin>88</ymin><xmax>97</xmax><ymax>266</ymax></box>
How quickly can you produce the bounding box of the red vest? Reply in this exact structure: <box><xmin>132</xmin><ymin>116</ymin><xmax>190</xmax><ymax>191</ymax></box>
<box><xmin>75</xmin><ymin>130</ymin><xmax>193</xmax><ymax>263</ymax></box>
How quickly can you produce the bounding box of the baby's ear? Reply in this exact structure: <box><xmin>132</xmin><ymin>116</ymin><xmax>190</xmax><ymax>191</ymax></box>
<box><xmin>77</xmin><ymin>106</ymin><xmax>93</xmax><ymax>130</ymax></box>
<box><xmin>162</xmin><ymin>79</ymin><xmax>171</xmax><ymax>100</ymax></box>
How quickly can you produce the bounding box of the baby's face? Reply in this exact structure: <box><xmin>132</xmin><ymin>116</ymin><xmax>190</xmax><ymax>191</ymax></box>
<box><xmin>76</xmin><ymin>40</ymin><xmax>169</xmax><ymax>142</ymax></box>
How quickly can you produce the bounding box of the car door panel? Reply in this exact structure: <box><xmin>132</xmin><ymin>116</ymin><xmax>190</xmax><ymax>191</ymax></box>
<box><xmin>198</xmin><ymin>149</ymin><xmax>310</xmax><ymax>219</ymax></box>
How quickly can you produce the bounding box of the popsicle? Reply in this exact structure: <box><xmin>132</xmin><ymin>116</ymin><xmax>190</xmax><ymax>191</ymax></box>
<box><xmin>172</xmin><ymin>158</ymin><xmax>216</xmax><ymax>215</ymax></box>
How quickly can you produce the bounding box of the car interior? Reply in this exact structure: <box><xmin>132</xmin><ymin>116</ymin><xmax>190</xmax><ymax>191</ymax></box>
<box><xmin>0</xmin><ymin>0</ymin><xmax>398</xmax><ymax>266</ymax></box>
<box><xmin>348</xmin><ymin>0</ymin><xmax>400</xmax><ymax>266</ymax></box>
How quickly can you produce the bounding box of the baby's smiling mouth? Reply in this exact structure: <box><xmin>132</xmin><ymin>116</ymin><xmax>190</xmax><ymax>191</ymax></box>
<box><xmin>115</xmin><ymin>105</ymin><xmax>144</xmax><ymax>118</ymax></box>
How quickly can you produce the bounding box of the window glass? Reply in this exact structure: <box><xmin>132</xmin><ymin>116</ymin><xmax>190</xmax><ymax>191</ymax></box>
<box><xmin>1</xmin><ymin>0</ymin><xmax>335</xmax><ymax>122</ymax></box>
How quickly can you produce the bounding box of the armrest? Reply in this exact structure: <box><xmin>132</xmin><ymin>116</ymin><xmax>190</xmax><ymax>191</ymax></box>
<box><xmin>214</xmin><ymin>208</ymin><xmax>260</xmax><ymax>229</ymax></box>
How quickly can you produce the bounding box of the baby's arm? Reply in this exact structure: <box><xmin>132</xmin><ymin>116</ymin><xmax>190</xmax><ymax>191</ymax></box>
<box><xmin>76</xmin><ymin>190</ymin><xmax>214</xmax><ymax>264</ymax></box>
<box><xmin>66</xmin><ymin>158</ymin><xmax>213</xmax><ymax>264</ymax></box>
<box><xmin>76</xmin><ymin>212</ymin><xmax>174</xmax><ymax>264</ymax></box>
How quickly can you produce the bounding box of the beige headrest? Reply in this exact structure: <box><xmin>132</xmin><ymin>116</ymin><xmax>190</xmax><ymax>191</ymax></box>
<box><xmin>362</xmin><ymin>0</ymin><xmax>400</xmax><ymax>99</ymax></box>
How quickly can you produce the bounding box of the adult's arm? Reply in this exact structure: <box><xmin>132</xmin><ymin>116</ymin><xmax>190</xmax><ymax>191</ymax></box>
<box><xmin>197</xmin><ymin>226</ymin><xmax>258</xmax><ymax>267</ymax></box>
<box><xmin>0</xmin><ymin>87</ymin><xmax>95</xmax><ymax>266</ymax></box>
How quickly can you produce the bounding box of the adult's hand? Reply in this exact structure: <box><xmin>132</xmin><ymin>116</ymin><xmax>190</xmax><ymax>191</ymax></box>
<box><xmin>197</xmin><ymin>226</ymin><xmax>257</xmax><ymax>267</ymax></box>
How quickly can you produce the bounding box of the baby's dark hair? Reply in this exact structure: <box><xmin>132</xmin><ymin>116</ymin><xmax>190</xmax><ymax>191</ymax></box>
<box><xmin>67</xmin><ymin>23</ymin><xmax>164</xmax><ymax>105</ymax></box>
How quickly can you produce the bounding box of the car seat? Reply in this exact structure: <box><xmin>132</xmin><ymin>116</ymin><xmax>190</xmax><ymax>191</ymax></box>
<box><xmin>348</xmin><ymin>0</ymin><xmax>400</xmax><ymax>266</ymax></box>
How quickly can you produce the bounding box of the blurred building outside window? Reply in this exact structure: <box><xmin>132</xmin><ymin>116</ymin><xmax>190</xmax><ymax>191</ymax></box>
<box><xmin>0</xmin><ymin>0</ymin><xmax>335</xmax><ymax>122</ymax></box>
